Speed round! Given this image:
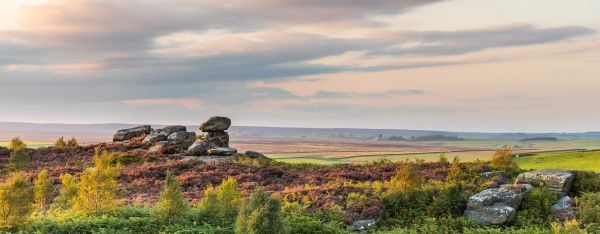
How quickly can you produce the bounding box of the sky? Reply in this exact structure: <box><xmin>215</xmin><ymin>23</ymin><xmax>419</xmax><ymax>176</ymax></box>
<box><xmin>0</xmin><ymin>0</ymin><xmax>599</xmax><ymax>132</ymax></box>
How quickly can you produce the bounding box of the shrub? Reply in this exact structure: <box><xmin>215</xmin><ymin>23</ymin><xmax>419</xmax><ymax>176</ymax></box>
<box><xmin>577</xmin><ymin>192</ymin><xmax>600</xmax><ymax>226</ymax></box>
<box><xmin>515</xmin><ymin>187</ymin><xmax>557</xmax><ymax>227</ymax></box>
<box><xmin>197</xmin><ymin>177</ymin><xmax>243</xmax><ymax>220</ymax></box>
<box><xmin>54</xmin><ymin>136</ymin><xmax>67</xmax><ymax>148</ymax></box>
<box><xmin>0</xmin><ymin>173</ymin><xmax>34</xmax><ymax>229</ymax></box>
<box><xmin>282</xmin><ymin>201</ymin><xmax>346</xmax><ymax>234</ymax></box>
<box><xmin>382</xmin><ymin>188</ymin><xmax>431</xmax><ymax>226</ymax></box>
<box><xmin>8</xmin><ymin>150</ymin><xmax>30</xmax><ymax>171</ymax></box>
<box><xmin>235</xmin><ymin>188</ymin><xmax>285</xmax><ymax>234</ymax></box>
<box><xmin>446</xmin><ymin>162</ymin><xmax>479</xmax><ymax>186</ymax></box>
<box><xmin>153</xmin><ymin>172</ymin><xmax>188</xmax><ymax>223</ymax></box>
<box><xmin>551</xmin><ymin>219</ymin><xmax>587</xmax><ymax>234</ymax></box>
<box><xmin>34</xmin><ymin>170</ymin><xmax>54</xmax><ymax>211</ymax></box>
<box><xmin>72</xmin><ymin>149</ymin><xmax>122</xmax><ymax>216</ymax></box>
<box><xmin>571</xmin><ymin>171</ymin><xmax>600</xmax><ymax>195</ymax></box>
<box><xmin>52</xmin><ymin>173</ymin><xmax>78</xmax><ymax>210</ymax></box>
<box><xmin>8</xmin><ymin>137</ymin><xmax>26</xmax><ymax>151</ymax></box>
<box><xmin>438</xmin><ymin>152</ymin><xmax>449</xmax><ymax>163</ymax></box>
<box><xmin>386</xmin><ymin>163</ymin><xmax>423</xmax><ymax>191</ymax></box>
<box><xmin>66</xmin><ymin>137</ymin><xmax>79</xmax><ymax>147</ymax></box>
<box><xmin>426</xmin><ymin>184</ymin><xmax>468</xmax><ymax>218</ymax></box>
<box><xmin>490</xmin><ymin>147</ymin><xmax>518</xmax><ymax>171</ymax></box>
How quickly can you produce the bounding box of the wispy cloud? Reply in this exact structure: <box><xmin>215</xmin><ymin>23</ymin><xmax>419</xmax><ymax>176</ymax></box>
<box><xmin>120</xmin><ymin>98</ymin><xmax>204</xmax><ymax>110</ymax></box>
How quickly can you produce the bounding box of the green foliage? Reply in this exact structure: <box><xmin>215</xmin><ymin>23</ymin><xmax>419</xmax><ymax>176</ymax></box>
<box><xmin>54</xmin><ymin>136</ymin><xmax>67</xmax><ymax>148</ymax></box>
<box><xmin>72</xmin><ymin>149</ymin><xmax>122</xmax><ymax>216</ymax></box>
<box><xmin>446</xmin><ymin>162</ymin><xmax>480</xmax><ymax>186</ymax></box>
<box><xmin>8</xmin><ymin>149</ymin><xmax>30</xmax><ymax>171</ymax></box>
<box><xmin>153</xmin><ymin>172</ymin><xmax>188</xmax><ymax>223</ymax></box>
<box><xmin>281</xmin><ymin>201</ymin><xmax>347</xmax><ymax>234</ymax></box>
<box><xmin>515</xmin><ymin>187</ymin><xmax>557</xmax><ymax>227</ymax></box>
<box><xmin>235</xmin><ymin>188</ymin><xmax>285</xmax><ymax>234</ymax></box>
<box><xmin>386</xmin><ymin>163</ymin><xmax>423</xmax><ymax>191</ymax></box>
<box><xmin>8</xmin><ymin>137</ymin><xmax>26</xmax><ymax>151</ymax></box>
<box><xmin>439</xmin><ymin>152</ymin><xmax>449</xmax><ymax>163</ymax></box>
<box><xmin>34</xmin><ymin>169</ymin><xmax>55</xmax><ymax>211</ymax></box>
<box><xmin>66</xmin><ymin>137</ymin><xmax>79</xmax><ymax>147</ymax></box>
<box><xmin>52</xmin><ymin>173</ymin><xmax>78</xmax><ymax>210</ymax></box>
<box><xmin>490</xmin><ymin>147</ymin><xmax>518</xmax><ymax>171</ymax></box>
<box><xmin>382</xmin><ymin>187</ymin><xmax>431</xmax><ymax>226</ymax></box>
<box><xmin>197</xmin><ymin>177</ymin><xmax>243</xmax><ymax>221</ymax></box>
<box><xmin>426</xmin><ymin>183</ymin><xmax>468</xmax><ymax>218</ymax></box>
<box><xmin>551</xmin><ymin>219</ymin><xmax>588</xmax><ymax>234</ymax></box>
<box><xmin>572</xmin><ymin>171</ymin><xmax>600</xmax><ymax>195</ymax></box>
<box><xmin>0</xmin><ymin>173</ymin><xmax>34</xmax><ymax>229</ymax></box>
<box><xmin>110</xmin><ymin>152</ymin><xmax>141</xmax><ymax>165</ymax></box>
<box><xmin>577</xmin><ymin>192</ymin><xmax>600</xmax><ymax>226</ymax></box>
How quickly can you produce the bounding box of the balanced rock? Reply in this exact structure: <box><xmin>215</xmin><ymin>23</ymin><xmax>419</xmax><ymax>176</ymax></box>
<box><xmin>464</xmin><ymin>187</ymin><xmax>523</xmax><ymax>225</ymax></box>
<box><xmin>113</xmin><ymin>125</ymin><xmax>152</xmax><ymax>141</ymax></box>
<box><xmin>167</xmin><ymin>131</ymin><xmax>196</xmax><ymax>149</ymax></box>
<box><xmin>516</xmin><ymin>169</ymin><xmax>575</xmax><ymax>197</ymax></box>
<box><xmin>208</xmin><ymin>147</ymin><xmax>238</xmax><ymax>156</ymax></box>
<box><xmin>204</xmin><ymin>130</ymin><xmax>229</xmax><ymax>147</ymax></box>
<box><xmin>200</xmin><ymin>116</ymin><xmax>231</xmax><ymax>132</ymax></box>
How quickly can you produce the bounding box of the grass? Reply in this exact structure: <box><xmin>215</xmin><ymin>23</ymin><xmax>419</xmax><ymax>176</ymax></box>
<box><xmin>515</xmin><ymin>150</ymin><xmax>600</xmax><ymax>172</ymax></box>
<box><xmin>0</xmin><ymin>141</ymin><xmax>52</xmax><ymax>148</ymax></box>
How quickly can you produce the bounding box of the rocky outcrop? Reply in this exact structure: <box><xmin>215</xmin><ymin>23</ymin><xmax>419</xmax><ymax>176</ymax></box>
<box><xmin>464</xmin><ymin>187</ymin><xmax>524</xmax><ymax>225</ymax></box>
<box><xmin>351</xmin><ymin>219</ymin><xmax>377</xmax><ymax>231</ymax></box>
<box><xmin>187</xmin><ymin>116</ymin><xmax>235</xmax><ymax>156</ymax></box>
<box><xmin>500</xmin><ymin>183</ymin><xmax>533</xmax><ymax>194</ymax></box>
<box><xmin>113</xmin><ymin>125</ymin><xmax>152</xmax><ymax>141</ymax></box>
<box><xmin>167</xmin><ymin>131</ymin><xmax>196</xmax><ymax>149</ymax></box>
<box><xmin>516</xmin><ymin>169</ymin><xmax>575</xmax><ymax>197</ymax></box>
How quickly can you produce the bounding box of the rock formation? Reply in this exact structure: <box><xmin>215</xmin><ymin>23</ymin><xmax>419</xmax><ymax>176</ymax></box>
<box><xmin>187</xmin><ymin>116</ymin><xmax>236</xmax><ymax>156</ymax></box>
<box><xmin>464</xmin><ymin>187</ymin><xmax>526</xmax><ymax>225</ymax></box>
<box><xmin>113</xmin><ymin>125</ymin><xmax>152</xmax><ymax>141</ymax></box>
<box><xmin>515</xmin><ymin>169</ymin><xmax>575</xmax><ymax>197</ymax></box>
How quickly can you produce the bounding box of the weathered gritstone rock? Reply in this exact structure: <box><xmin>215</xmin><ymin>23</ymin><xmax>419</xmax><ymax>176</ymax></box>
<box><xmin>187</xmin><ymin>141</ymin><xmax>215</xmax><ymax>156</ymax></box>
<box><xmin>516</xmin><ymin>169</ymin><xmax>575</xmax><ymax>197</ymax></box>
<box><xmin>199</xmin><ymin>116</ymin><xmax>231</xmax><ymax>132</ymax></box>
<box><xmin>167</xmin><ymin>131</ymin><xmax>196</xmax><ymax>149</ymax></box>
<box><xmin>113</xmin><ymin>125</ymin><xmax>152</xmax><ymax>141</ymax></box>
<box><xmin>143</xmin><ymin>132</ymin><xmax>167</xmax><ymax>144</ymax></box>
<box><xmin>464</xmin><ymin>187</ymin><xmax>523</xmax><ymax>225</ymax></box>
<box><xmin>500</xmin><ymin>183</ymin><xmax>533</xmax><ymax>194</ymax></box>
<box><xmin>351</xmin><ymin>219</ymin><xmax>377</xmax><ymax>231</ymax></box>
<box><xmin>204</xmin><ymin>130</ymin><xmax>229</xmax><ymax>147</ymax></box>
<box><xmin>208</xmin><ymin>147</ymin><xmax>237</xmax><ymax>156</ymax></box>
<box><xmin>245</xmin><ymin>150</ymin><xmax>265</xmax><ymax>158</ymax></box>
<box><xmin>480</xmin><ymin>171</ymin><xmax>510</xmax><ymax>185</ymax></box>
<box><xmin>161</xmin><ymin>125</ymin><xmax>187</xmax><ymax>135</ymax></box>
<box><xmin>551</xmin><ymin>196</ymin><xmax>576</xmax><ymax>221</ymax></box>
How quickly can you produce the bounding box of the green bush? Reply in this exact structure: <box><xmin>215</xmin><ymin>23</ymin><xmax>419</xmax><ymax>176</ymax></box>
<box><xmin>571</xmin><ymin>171</ymin><xmax>600</xmax><ymax>195</ymax></box>
<box><xmin>281</xmin><ymin>201</ymin><xmax>347</xmax><ymax>234</ymax></box>
<box><xmin>8</xmin><ymin>137</ymin><xmax>26</xmax><ymax>151</ymax></box>
<box><xmin>153</xmin><ymin>172</ymin><xmax>188</xmax><ymax>223</ymax></box>
<box><xmin>8</xmin><ymin>150</ymin><xmax>30</xmax><ymax>171</ymax></box>
<box><xmin>235</xmin><ymin>189</ymin><xmax>285</xmax><ymax>234</ymax></box>
<box><xmin>382</xmin><ymin>188</ymin><xmax>431</xmax><ymax>226</ymax></box>
<box><xmin>577</xmin><ymin>192</ymin><xmax>600</xmax><ymax>226</ymax></box>
<box><xmin>54</xmin><ymin>136</ymin><xmax>67</xmax><ymax>148</ymax></box>
<box><xmin>34</xmin><ymin>169</ymin><xmax>55</xmax><ymax>211</ymax></box>
<box><xmin>52</xmin><ymin>173</ymin><xmax>79</xmax><ymax>210</ymax></box>
<box><xmin>426</xmin><ymin>184</ymin><xmax>467</xmax><ymax>218</ymax></box>
<box><xmin>490</xmin><ymin>147</ymin><xmax>518</xmax><ymax>171</ymax></box>
<box><xmin>386</xmin><ymin>163</ymin><xmax>423</xmax><ymax>191</ymax></box>
<box><xmin>66</xmin><ymin>137</ymin><xmax>79</xmax><ymax>147</ymax></box>
<box><xmin>0</xmin><ymin>173</ymin><xmax>34</xmax><ymax>229</ymax></box>
<box><xmin>515</xmin><ymin>187</ymin><xmax>557</xmax><ymax>227</ymax></box>
<box><xmin>197</xmin><ymin>177</ymin><xmax>243</xmax><ymax>222</ymax></box>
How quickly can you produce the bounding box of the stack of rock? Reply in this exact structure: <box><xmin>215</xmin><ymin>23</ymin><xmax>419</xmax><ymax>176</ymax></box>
<box><xmin>113</xmin><ymin>125</ymin><xmax>196</xmax><ymax>153</ymax></box>
<box><xmin>187</xmin><ymin>116</ymin><xmax>238</xmax><ymax>156</ymax></box>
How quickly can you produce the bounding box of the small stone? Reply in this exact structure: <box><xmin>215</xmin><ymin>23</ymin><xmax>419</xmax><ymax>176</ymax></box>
<box><xmin>351</xmin><ymin>219</ymin><xmax>377</xmax><ymax>231</ymax></box>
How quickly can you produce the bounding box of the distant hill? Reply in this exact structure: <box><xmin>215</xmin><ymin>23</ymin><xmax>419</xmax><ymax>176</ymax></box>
<box><xmin>1</xmin><ymin>122</ymin><xmax>600</xmax><ymax>142</ymax></box>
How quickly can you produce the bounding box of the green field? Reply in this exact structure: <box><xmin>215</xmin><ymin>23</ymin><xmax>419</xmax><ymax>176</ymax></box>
<box><xmin>0</xmin><ymin>141</ymin><xmax>52</xmax><ymax>148</ymax></box>
<box><xmin>515</xmin><ymin>150</ymin><xmax>600</xmax><ymax>172</ymax></box>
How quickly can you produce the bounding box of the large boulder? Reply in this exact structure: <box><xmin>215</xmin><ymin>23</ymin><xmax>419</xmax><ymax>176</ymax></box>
<box><xmin>204</xmin><ymin>130</ymin><xmax>229</xmax><ymax>147</ymax></box>
<box><xmin>199</xmin><ymin>116</ymin><xmax>231</xmax><ymax>132</ymax></box>
<box><xmin>551</xmin><ymin>196</ymin><xmax>576</xmax><ymax>221</ymax></box>
<box><xmin>516</xmin><ymin>169</ymin><xmax>575</xmax><ymax>197</ymax></box>
<box><xmin>187</xmin><ymin>141</ymin><xmax>214</xmax><ymax>156</ymax></box>
<box><xmin>161</xmin><ymin>125</ymin><xmax>187</xmax><ymax>135</ymax></box>
<box><xmin>167</xmin><ymin>131</ymin><xmax>196</xmax><ymax>149</ymax></box>
<box><xmin>208</xmin><ymin>147</ymin><xmax>238</xmax><ymax>156</ymax></box>
<box><xmin>143</xmin><ymin>131</ymin><xmax>167</xmax><ymax>144</ymax></box>
<box><xmin>113</xmin><ymin>125</ymin><xmax>152</xmax><ymax>141</ymax></box>
<box><xmin>245</xmin><ymin>150</ymin><xmax>265</xmax><ymax>158</ymax></box>
<box><xmin>464</xmin><ymin>187</ymin><xmax>523</xmax><ymax>225</ymax></box>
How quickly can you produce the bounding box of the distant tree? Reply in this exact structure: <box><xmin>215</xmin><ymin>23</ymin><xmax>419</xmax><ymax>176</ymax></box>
<box><xmin>0</xmin><ymin>173</ymin><xmax>34</xmax><ymax>229</ymax></box>
<box><xmin>54</xmin><ymin>137</ymin><xmax>67</xmax><ymax>148</ymax></box>
<box><xmin>235</xmin><ymin>188</ymin><xmax>285</xmax><ymax>234</ymax></box>
<box><xmin>34</xmin><ymin>170</ymin><xmax>54</xmax><ymax>211</ymax></box>
<box><xmin>153</xmin><ymin>172</ymin><xmax>188</xmax><ymax>223</ymax></box>
<box><xmin>72</xmin><ymin>149</ymin><xmax>121</xmax><ymax>216</ymax></box>
<box><xmin>52</xmin><ymin>173</ymin><xmax>78</xmax><ymax>210</ymax></box>
<box><xmin>490</xmin><ymin>147</ymin><xmax>518</xmax><ymax>170</ymax></box>
<box><xmin>66</xmin><ymin>137</ymin><xmax>79</xmax><ymax>147</ymax></box>
<box><xmin>197</xmin><ymin>177</ymin><xmax>243</xmax><ymax>219</ymax></box>
<box><xmin>8</xmin><ymin>137</ymin><xmax>26</xmax><ymax>151</ymax></box>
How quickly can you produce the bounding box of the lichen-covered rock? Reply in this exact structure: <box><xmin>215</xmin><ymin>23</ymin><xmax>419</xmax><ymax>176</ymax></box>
<box><xmin>500</xmin><ymin>183</ymin><xmax>534</xmax><ymax>194</ymax></box>
<box><xmin>204</xmin><ymin>130</ymin><xmax>229</xmax><ymax>147</ymax></box>
<box><xmin>161</xmin><ymin>125</ymin><xmax>187</xmax><ymax>135</ymax></box>
<box><xmin>186</xmin><ymin>141</ymin><xmax>214</xmax><ymax>156</ymax></box>
<box><xmin>113</xmin><ymin>125</ymin><xmax>152</xmax><ymax>141</ymax></box>
<box><xmin>551</xmin><ymin>196</ymin><xmax>576</xmax><ymax>221</ymax></box>
<box><xmin>208</xmin><ymin>147</ymin><xmax>237</xmax><ymax>156</ymax></box>
<box><xmin>480</xmin><ymin>171</ymin><xmax>510</xmax><ymax>185</ymax></box>
<box><xmin>351</xmin><ymin>219</ymin><xmax>377</xmax><ymax>231</ymax></box>
<box><xmin>167</xmin><ymin>131</ymin><xmax>196</xmax><ymax>149</ymax></box>
<box><xmin>143</xmin><ymin>132</ymin><xmax>167</xmax><ymax>144</ymax></box>
<box><xmin>516</xmin><ymin>169</ymin><xmax>575</xmax><ymax>197</ymax></box>
<box><xmin>199</xmin><ymin>116</ymin><xmax>231</xmax><ymax>132</ymax></box>
<box><xmin>464</xmin><ymin>187</ymin><xmax>523</xmax><ymax>225</ymax></box>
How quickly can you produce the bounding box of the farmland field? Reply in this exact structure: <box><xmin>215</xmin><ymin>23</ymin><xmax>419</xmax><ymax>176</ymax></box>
<box><xmin>515</xmin><ymin>150</ymin><xmax>600</xmax><ymax>172</ymax></box>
